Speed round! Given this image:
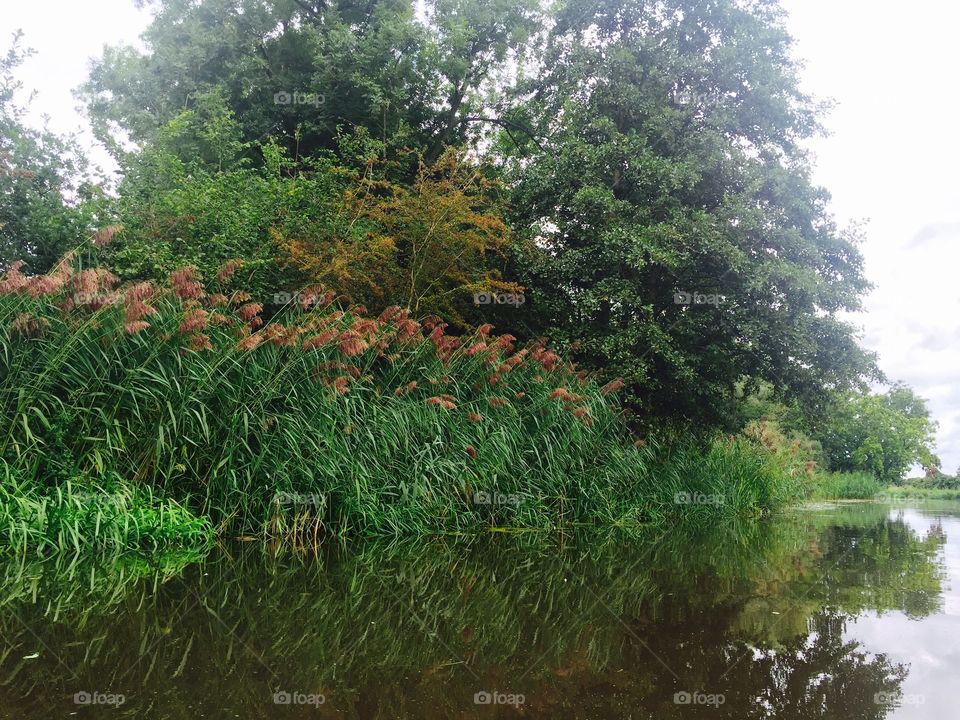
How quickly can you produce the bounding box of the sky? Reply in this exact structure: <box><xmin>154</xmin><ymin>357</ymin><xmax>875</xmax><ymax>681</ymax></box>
<box><xmin>3</xmin><ymin>0</ymin><xmax>958</xmax><ymax>473</ymax></box>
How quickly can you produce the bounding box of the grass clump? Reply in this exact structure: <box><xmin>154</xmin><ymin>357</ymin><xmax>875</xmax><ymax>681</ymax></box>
<box><xmin>0</xmin><ymin>255</ymin><xmax>803</xmax><ymax>549</ymax></box>
<box><xmin>0</xmin><ymin>465</ymin><xmax>212</xmax><ymax>556</ymax></box>
<box><xmin>812</xmin><ymin>472</ymin><xmax>885</xmax><ymax>500</ymax></box>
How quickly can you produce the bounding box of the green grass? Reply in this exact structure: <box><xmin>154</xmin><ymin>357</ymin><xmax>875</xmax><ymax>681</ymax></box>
<box><xmin>0</xmin><ymin>257</ymin><xmax>804</xmax><ymax>552</ymax></box>
<box><xmin>810</xmin><ymin>472</ymin><xmax>960</xmax><ymax>502</ymax></box>
<box><xmin>880</xmin><ymin>485</ymin><xmax>960</xmax><ymax>501</ymax></box>
<box><xmin>812</xmin><ymin>472</ymin><xmax>885</xmax><ymax>500</ymax></box>
<box><xmin>0</xmin><ymin>465</ymin><xmax>212</xmax><ymax>556</ymax></box>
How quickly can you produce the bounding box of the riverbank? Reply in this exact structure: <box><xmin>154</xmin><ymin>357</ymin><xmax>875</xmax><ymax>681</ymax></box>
<box><xmin>809</xmin><ymin>473</ymin><xmax>960</xmax><ymax>502</ymax></box>
<box><xmin>1</xmin><ymin>259</ymin><xmax>813</xmax><ymax>555</ymax></box>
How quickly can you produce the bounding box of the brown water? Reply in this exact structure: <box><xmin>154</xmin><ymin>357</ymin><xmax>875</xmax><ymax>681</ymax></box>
<box><xmin>0</xmin><ymin>501</ymin><xmax>956</xmax><ymax>719</ymax></box>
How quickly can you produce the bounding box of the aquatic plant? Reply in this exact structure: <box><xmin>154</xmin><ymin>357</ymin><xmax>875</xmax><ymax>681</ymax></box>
<box><xmin>0</xmin><ymin>255</ymin><xmax>802</xmax><ymax>549</ymax></box>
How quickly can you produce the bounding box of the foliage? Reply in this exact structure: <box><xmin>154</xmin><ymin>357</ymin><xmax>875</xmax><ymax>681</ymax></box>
<box><xmin>3</xmin><ymin>0</ymin><xmax>948</xmax><ymax>555</ymax></box>
<box><xmin>105</xmin><ymin>132</ymin><xmax>515</xmax><ymax>324</ymax></box>
<box><xmin>498</xmin><ymin>0</ymin><xmax>878</xmax><ymax>428</ymax></box>
<box><xmin>76</xmin><ymin>0</ymin><xmax>884</xmax><ymax>432</ymax></box>
<box><xmin>880</xmin><ymin>485</ymin><xmax>960</xmax><ymax>501</ymax></box>
<box><xmin>102</xmin><ymin>137</ymin><xmax>342</xmax><ymax>299</ymax></box>
<box><xmin>0</xmin><ymin>32</ymin><xmax>100</xmax><ymax>274</ymax></box>
<box><xmin>812</xmin><ymin>472</ymin><xmax>884</xmax><ymax>500</ymax></box>
<box><xmin>813</xmin><ymin>385</ymin><xmax>939</xmax><ymax>483</ymax></box>
<box><xmin>741</xmin><ymin>416</ymin><xmax>822</xmax><ymax>491</ymax></box>
<box><xmin>0</xmin><ymin>465</ymin><xmax>212</xmax><ymax>555</ymax></box>
<box><xmin>0</xmin><ymin>255</ymin><xmax>807</xmax><ymax>549</ymax></box>
<box><xmin>80</xmin><ymin>0</ymin><xmax>541</xmax><ymax>172</ymax></box>
<box><xmin>279</xmin><ymin>146</ymin><xmax>516</xmax><ymax>322</ymax></box>
<box><xmin>907</xmin><ymin>473</ymin><xmax>960</xmax><ymax>490</ymax></box>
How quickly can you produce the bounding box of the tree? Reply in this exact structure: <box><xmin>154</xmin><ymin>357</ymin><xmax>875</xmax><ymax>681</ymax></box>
<box><xmin>499</xmin><ymin>0</ymin><xmax>878</xmax><ymax>428</ymax></box>
<box><xmin>81</xmin><ymin>0</ymin><xmax>539</xmax><ymax>175</ymax></box>
<box><xmin>814</xmin><ymin>385</ymin><xmax>939</xmax><ymax>483</ymax></box>
<box><xmin>0</xmin><ymin>32</ymin><xmax>99</xmax><ymax>273</ymax></box>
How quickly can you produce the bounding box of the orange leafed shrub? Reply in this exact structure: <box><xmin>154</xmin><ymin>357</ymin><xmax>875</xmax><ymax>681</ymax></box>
<box><xmin>277</xmin><ymin>149</ymin><xmax>518</xmax><ymax>325</ymax></box>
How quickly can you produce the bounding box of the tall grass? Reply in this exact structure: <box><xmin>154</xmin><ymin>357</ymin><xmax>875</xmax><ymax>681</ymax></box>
<box><xmin>880</xmin><ymin>485</ymin><xmax>960</xmax><ymax>501</ymax></box>
<box><xmin>0</xmin><ymin>255</ymin><xmax>801</xmax><ymax>550</ymax></box>
<box><xmin>812</xmin><ymin>472</ymin><xmax>884</xmax><ymax>500</ymax></box>
<box><xmin>0</xmin><ymin>464</ymin><xmax>212</xmax><ymax>555</ymax></box>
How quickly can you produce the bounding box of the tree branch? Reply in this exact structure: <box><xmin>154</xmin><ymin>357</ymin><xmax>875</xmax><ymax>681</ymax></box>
<box><xmin>463</xmin><ymin>115</ymin><xmax>549</xmax><ymax>154</ymax></box>
<box><xmin>290</xmin><ymin>0</ymin><xmax>324</xmax><ymax>24</ymax></box>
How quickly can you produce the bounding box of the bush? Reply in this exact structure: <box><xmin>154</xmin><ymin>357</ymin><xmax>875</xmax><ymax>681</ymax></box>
<box><xmin>0</xmin><ymin>466</ymin><xmax>211</xmax><ymax>555</ymax></box>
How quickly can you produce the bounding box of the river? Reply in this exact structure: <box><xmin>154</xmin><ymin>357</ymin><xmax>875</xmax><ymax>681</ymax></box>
<box><xmin>1</xmin><ymin>501</ymin><xmax>957</xmax><ymax>718</ymax></box>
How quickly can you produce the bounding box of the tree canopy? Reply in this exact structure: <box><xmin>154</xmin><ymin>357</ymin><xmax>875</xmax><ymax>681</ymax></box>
<box><xmin>814</xmin><ymin>385</ymin><xmax>939</xmax><ymax>483</ymax></box>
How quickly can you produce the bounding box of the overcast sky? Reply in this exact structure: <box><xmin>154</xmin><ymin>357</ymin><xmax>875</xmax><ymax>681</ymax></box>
<box><xmin>3</xmin><ymin>0</ymin><xmax>958</xmax><ymax>473</ymax></box>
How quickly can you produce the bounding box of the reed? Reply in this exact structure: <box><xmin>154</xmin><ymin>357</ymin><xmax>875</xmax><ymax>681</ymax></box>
<box><xmin>0</xmin><ymin>255</ymin><xmax>802</xmax><ymax>550</ymax></box>
<box><xmin>812</xmin><ymin>472</ymin><xmax>885</xmax><ymax>500</ymax></box>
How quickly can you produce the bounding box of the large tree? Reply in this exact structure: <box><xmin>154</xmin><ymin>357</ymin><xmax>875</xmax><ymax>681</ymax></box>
<box><xmin>498</xmin><ymin>0</ymin><xmax>878</xmax><ymax>428</ymax></box>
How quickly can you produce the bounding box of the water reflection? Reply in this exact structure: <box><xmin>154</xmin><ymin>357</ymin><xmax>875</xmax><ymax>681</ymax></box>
<box><xmin>0</xmin><ymin>503</ymin><xmax>951</xmax><ymax>719</ymax></box>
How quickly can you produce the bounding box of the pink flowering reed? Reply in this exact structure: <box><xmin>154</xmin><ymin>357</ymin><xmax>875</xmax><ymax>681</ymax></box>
<box><xmin>92</xmin><ymin>225</ymin><xmax>121</xmax><ymax>248</ymax></box>
<box><xmin>302</xmin><ymin>328</ymin><xmax>339</xmax><ymax>350</ymax></box>
<box><xmin>237</xmin><ymin>334</ymin><xmax>264</xmax><ymax>351</ymax></box>
<box><xmin>337</xmin><ymin>330</ymin><xmax>368</xmax><ymax>357</ymax></box>
<box><xmin>179</xmin><ymin>309</ymin><xmax>209</xmax><ymax>334</ymax></box>
<box><xmin>426</xmin><ymin>396</ymin><xmax>456</xmax><ymax>410</ymax></box>
<box><xmin>0</xmin><ymin>261</ymin><xmax>28</xmax><ymax>294</ymax></box>
<box><xmin>10</xmin><ymin>313</ymin><xmax>50</xmax><ymax>338</ymax></box>
<box><xmin>189</xmin><ymin>334</ymin><xmax>213</xmax><ymax>352</ymax></box>
<box><xmin>169</xmin><ymin>267</ymin><xmax>204</xmax><ymax>300</ymax></box>
<box><xmin>216</xmin><ymin>259</ymin><xmax>244</xmax><ymax>283</ymax></box>
<box><xmin>124</xmin><ymin>320</ymin><xmax>151</xmax><ymax>334</ymax></box>
<box><xmin>237</xmin><ymin>302</ymin><xmax>263</xmax><ymax>323</ymax></box>
<box><xmin>600</xmin><ymin>378</ymin><xmax>626</xmax><ymax>396</ymax></box>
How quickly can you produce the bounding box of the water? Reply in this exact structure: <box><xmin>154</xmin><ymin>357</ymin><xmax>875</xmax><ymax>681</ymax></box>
<box><xmin>1</xmin><ymin>502</ymin><xmax>956</xmax><ymax>719</ymax></box>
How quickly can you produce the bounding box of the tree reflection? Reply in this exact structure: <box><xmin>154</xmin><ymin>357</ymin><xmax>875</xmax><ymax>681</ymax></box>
<box><xmin>0</xmin><ymin>507</ymin><xmax>946</xmax><ymax>718</ymax></box>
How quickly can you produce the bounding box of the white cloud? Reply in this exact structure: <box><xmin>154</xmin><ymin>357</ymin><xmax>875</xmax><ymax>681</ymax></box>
<box><xmin>782</xmin><ymin>0</ymin><xmax>960</xmax><ymax>473</ymax></box>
